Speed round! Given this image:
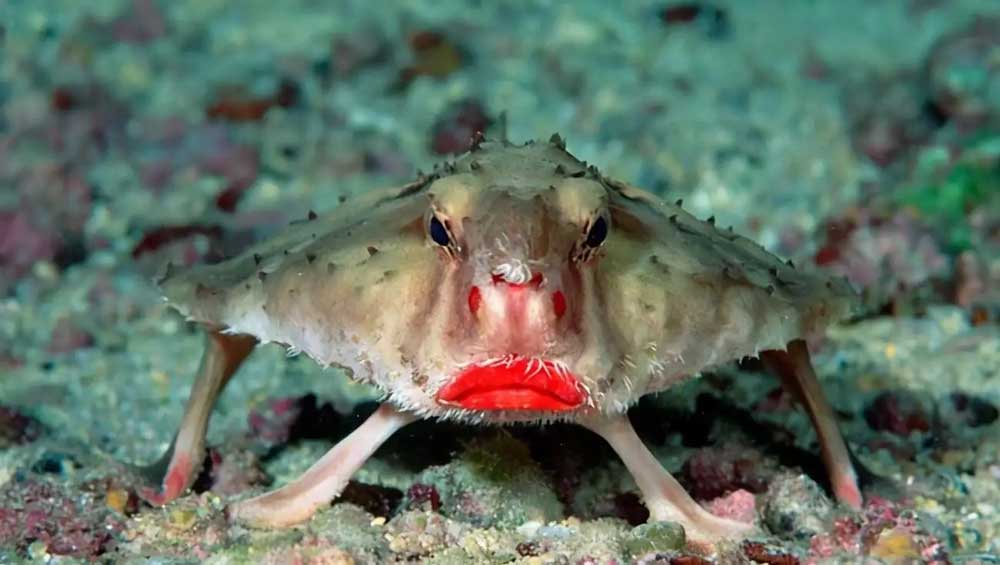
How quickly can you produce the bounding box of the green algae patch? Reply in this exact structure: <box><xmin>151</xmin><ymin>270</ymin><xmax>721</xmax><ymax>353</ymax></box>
<box><xmin>898</xmin><ymin>146</ymin><xmax>1000</xmax><ymax>253</ymax></box>
<box><xmin>183</xmin><ymin>503</ymin><xmax>384</xmax><ymax>564</ymax></box>
<box><xmin>415</xmin><ymin>433</ymin><xmax>563</xmax><ymax>528</ymax></box>
<box><xmin>462</xmin><ymin>432</ymin><xmax>536</xmax><ymax>484</ymax></box>
<box><xmin>306</xmin><ymin>503</ymin><xmax>392</xmax><ymax>562</ymax></box>
<box><xmin>621</xmin><ymin>521</ymin><xmax>686</xmax><ymax>557</ymax></box>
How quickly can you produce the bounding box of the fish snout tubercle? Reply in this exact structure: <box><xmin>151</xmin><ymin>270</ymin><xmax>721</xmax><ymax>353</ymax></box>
<box><xmin>436</xmin><ymin>357</ymin><xmax>587</xmax><ymax>411</ymax></box>
<box><xmin>467</xmin><ymin>268</ymin><xmax>567</xmax><ymax>321</ymax></box>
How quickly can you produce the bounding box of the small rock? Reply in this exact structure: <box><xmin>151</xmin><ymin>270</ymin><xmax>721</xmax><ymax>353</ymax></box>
<box><xmin>47</xmin><ymin>316</ymin><xmax>94</xmax><ymax>354</ymax></box>
<box><xmin>705</xmin><ymin>488</ymin><xmax>756</xmax><ymax>524</ymax></box>
<box><xmin>864</xmin><ymin>390</ymin><xmax>932</xmax><ymax>436</ymax></box>
<box><xmin>869</xmin><ymin>527</ymin><xmax>920</xmax><ymax>560</ymax></box>
<box><xmin>130</xmin><ymin>224</ymin><xmax>223</xmax><ymax>261</ymax></box>
<box><xmin>659</xmin><ymin>3</ymin><xmax>730</xmax><ymax>39</ymax></box>
<box><xmin>31</xmin><ymin>451</ymin><xmax>78</xmax><ymax>475</ymax></box>
<box><xmin>168</xmin><ymin>508</ymin><xmax>198</xmax><ymax>531</ymax></box>
<box><xmin>430</xmin><ymin>99</ymin><xmax>494</xmax><ymax>155</ymax></box>
<box><xmin>406</xmin><ymin>482</ymin><xmax>441</xmax><ymax>512</ymax></box>
<box><xmin>397</xmin><ymin>30</ymin><xmax>463</xmax><ymax>87</ymax></box>
<box><xmin>0</xmin><ymin>211</ymin><xmax>61</xmax><ymax>294</ymax></box>
<box><xmin>205</xmin><ymin>80</ymin><xmax>299</xmax><ymax>123</ymax></box>
<box><xmin>201</xmin><ymin>448</ymin><xmax>269</xmax><ymax>497</ymax></box>
<box><xmin>516</xmin><ymin>541</ymin><xmax>540</xmax><ymax>557</ymax></box>
<box><xmin>953</xmin><ymin>251</ymin><xmax>987</xmax><ymax>308</ymax></box>
<box><xmin>328</xmin><ymin>28</ymin><xmax>389</xmax><ymax>78</ymax></box>
<box><xmin>0</xmin><ymin>405</ymin><xmax>42</xmax><ymax>448</ymax></box>
<box><xmin>247</xmin><ymin>396</ymin><xmax>302</xmax><ymax>446</ymax></box>
<box><xmin>110</xmin><ymin>0</ymin><xmax>168</xmax><ymax>44</ymax></box>
<box><xmin>621</xmin><ymin>521</ymin><xmax>686</xmax><ymax>557</ymax></box>
<box><xmin>680</xmin><ymin>444</ymin><xmax>771</xmax><ymax>500</ymax></box>
<box><xmin>925</xmin><ymin>17</ymin><xmax>1000</xmax><ymax>126</ymax></box>
<box><xmin>105</xmin><ymin>487</ymin><xmax>136</xmax><ymax>515</ymax></box>
<box><xmin>50</xmin><ymin>86</ymin><xmax>77</xmax><ymax>112</ymax></box>
<box><xmin>944</xmin><ymin>392</ymin><xmax>998</xmax><ymax>428</ymax></box>
<box><xmin>813</xmin><ymin>209</ymin><xmax>948</xmax><ymax>303</ymax></box>
<box><xmin>207</xmin><ymin>143</ymin><xmax>261</xmax><ymax>212</ymax></box>
<box><xmin>248</xmin><ymin>393</ymin><xmax>342</xmax><ymax>448</ymax></box>
<box><xmin>742</xmin><ymin>540</ymin><xmax>800</xmax><ymax>564</ymax></box>
<box><xmin>384</xmin><ymin>509</ymin><xmax>467</xmax><ymax>558</ymax></box>
<box><xmin>762</xmin><ymin>473</ymin><xmax>833</xmax><ymax>540</ymax></box>
<box><xmin>844</xmin><ymin>75</ymin><xmax>937</xmax><ymax>167</ymax></box>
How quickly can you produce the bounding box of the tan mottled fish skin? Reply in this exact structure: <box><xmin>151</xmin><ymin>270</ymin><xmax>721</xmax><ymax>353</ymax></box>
<box><xmin>159</xmin><ymin>137</ymin><xmax>857</xmax><ymax>424</ymax></box>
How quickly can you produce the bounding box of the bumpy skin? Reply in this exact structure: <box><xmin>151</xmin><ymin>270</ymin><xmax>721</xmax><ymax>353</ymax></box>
<box><xmin>160</xmin><ymin>138</ymin><xmax>856</xmax><ymax>424</ymax></box>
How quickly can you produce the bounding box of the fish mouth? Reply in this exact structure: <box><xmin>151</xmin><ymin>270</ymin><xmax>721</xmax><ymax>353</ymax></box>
<box><xmin>436</xmin><ymin>356</ymin><xmax>586</xmax><ymax>412</ymax></box>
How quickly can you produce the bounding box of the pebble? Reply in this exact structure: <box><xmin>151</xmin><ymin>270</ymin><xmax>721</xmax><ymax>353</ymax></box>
<box><xmin>945</xmin><ymin>392</ymin><xmax>998</xmax><ymax>428</ymax></box>
<box><xmin>869</xmin><ymin>527</ymin><xmax>920</xmax><ymax>560</ymax></box>
<box><xmin>105</xmin><ymin>487</ymin><xmax>132</xmax><ymax>514</ymax></box>
<box><xmin>167</xmin><ymin>508</ymin><xmax>198</xmax><ymax>531</ymax></box>
<box><xmin>621</xmin><ymin>521</ymin><xmax>686</xmax><ymax>557</ymax></box>
<box><xmin>864</xmin><ymin>390</ymin><xmax>931</xmax><ymax>436</ymax></box>
<box><xmin>762</xmin><ymin>473</ymin><xmax>833</xmax><ymax>540</ymax></box>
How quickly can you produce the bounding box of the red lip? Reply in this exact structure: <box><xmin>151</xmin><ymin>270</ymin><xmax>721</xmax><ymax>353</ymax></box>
<box><xmin>437</xmin><ymin>357</ymin><xmax>586</xmax><ymax>411</ymax></box>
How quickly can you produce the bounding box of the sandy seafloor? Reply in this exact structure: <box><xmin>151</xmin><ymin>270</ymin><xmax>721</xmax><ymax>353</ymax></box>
<box><xmin>1</xmin><ymin>0</ymin><xmax>999</xmax><ymax>563</ymax></box>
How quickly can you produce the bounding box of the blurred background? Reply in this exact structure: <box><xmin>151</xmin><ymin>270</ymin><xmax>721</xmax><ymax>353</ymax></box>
<box><xmin>0</xmin><ymin>1</ymin><xmax>997</xmax><ymax>562</ymax></box>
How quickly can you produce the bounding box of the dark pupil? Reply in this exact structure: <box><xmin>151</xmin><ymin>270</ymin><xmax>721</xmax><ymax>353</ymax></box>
<box><xmin>429</xmin><ymin>216</ymin><xmax>450</xmax><ymax>246</ymax></box>
<box><xmin>585</xmin><ymin>216</ymin><xmax>608</xmax><ymax>247</ymax></box>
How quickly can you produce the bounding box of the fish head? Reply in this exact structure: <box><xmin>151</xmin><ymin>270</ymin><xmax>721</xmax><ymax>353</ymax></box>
<box><xmin>420</xmin><ymin>154</ymin><xmax>615</xmax><ymax>416</ymax></box>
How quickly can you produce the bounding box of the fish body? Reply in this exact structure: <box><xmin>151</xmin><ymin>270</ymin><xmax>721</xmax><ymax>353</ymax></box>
<box><xmin>161</xmin><ymin>137</ymin><xmax>854</xmax><ymax>423</ymax></box>
<box><xmin>147</xmin><ymin>136</ymin><xmax>860</xmax><ymax>547</ymax></box>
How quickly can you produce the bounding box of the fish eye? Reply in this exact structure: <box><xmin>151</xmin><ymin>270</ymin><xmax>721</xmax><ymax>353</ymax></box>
<box><xmin>585</xmin><ymin>216</ymin><xmax>608</xmax><ymax>247</ymax></box>
<box><xmin>429</xmin><ymin>216</ymin><xmax>451</xmax><ymax>246</ymax></box>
